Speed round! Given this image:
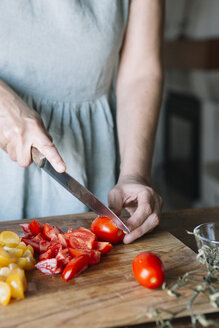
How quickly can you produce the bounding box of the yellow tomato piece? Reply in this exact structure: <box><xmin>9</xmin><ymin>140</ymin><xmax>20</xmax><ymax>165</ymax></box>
<box><xmin>0</xmin><ymin>248</ymin><xmax>16</xmax><ymax>266</ymax></box>
<box><xmin>16</xmin><ymin>257</ymin><xmax>27</xmax><ymax>269</ymax></box>
<box><xmin>0</xmin><ymin>281</ymin><xmax>11</xmax><ymax>306</ymax></box>
<box><xmin>0</xmin><ymin>231</ymin><xmax>20</xmax><ymax>247</ymax></box>
<box><xmin>26</xmin><ymin>245</ymin><xmax>34</xmax><ymax>255</ymax></box>
<box><xmin>23</xmin><ymin>249</ymin><xmax>33</xmax><ymax>258</ymax></box>
<box><xmin>3</xmin><ymin>246</ymin><xmax>24</xmax><ymax>258</ymax></box>
<box><xmin>17</xmin><ymin>243</ymin><xmax>27</xmax><ymax>252</ymax></box>
<box><xmin>8</xmin><ymin>263</ymin><xmax>18</xmax><ymax>270</ymax></box>
<box><xmin>24</xmin><ymin>256</ymin><xmax>36</xmax><ymax>271</ymax></box>
<box><xmin>6</xmin><ymin>273</ymin><xmax>24</xmax><ymax>299</ymax></box>
<box><xmin>0</xmin><ymin>241</ymin><xmax>5</xmax><ymax>247</ymax></box>
<box><xmin>12</xmin><ymin>268</ymin><xmax>27</xmax><ymax>292</ymax></box>
<box><xmin>0</xmin><ymin>267</ymin><xmax>11</xmax><ymax>281</ymax></box>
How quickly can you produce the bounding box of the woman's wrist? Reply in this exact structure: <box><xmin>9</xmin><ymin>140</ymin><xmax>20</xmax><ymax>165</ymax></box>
<box><xmin>117</xmin><ymin>173</ymin><xmax>151</xmax><ymax>186</ymax></box>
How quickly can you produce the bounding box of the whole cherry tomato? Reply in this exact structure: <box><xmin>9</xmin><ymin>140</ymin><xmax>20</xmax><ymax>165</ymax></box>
<box><xmin>132</xmin><ymin>252</ymin><xmax>165</xmax><ymax>289</ymax></box>
<box><xmin>91</xmin><ymin>216</ymin><xmax>125</xmax><ymax>244</ymax></box>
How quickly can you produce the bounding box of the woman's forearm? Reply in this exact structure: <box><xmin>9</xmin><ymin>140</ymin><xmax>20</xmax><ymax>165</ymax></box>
<box><xmin>116</xmin><ymin>74</ymin><xmax>163</xmax><ymax>185</ymax></box>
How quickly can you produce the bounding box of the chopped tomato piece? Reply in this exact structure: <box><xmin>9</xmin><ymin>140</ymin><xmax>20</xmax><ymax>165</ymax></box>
<box><xmin>58</xmin><ymin>234</ymin><xmax>68</xmax><ymax>248</ymax></box>
<box><xmin>29</xmin><ymin>220</ymin><xmax>42</xmax><ymax>236</ymax></box>
<box><xmin>62</xmin><ymin>255</ymin><xmax>89</xmax><ymax>281</ymax></box>
<box><xmin>93</xmin><ymin>241</ymin><xmax>113</xmax><ymax>254</ymax></box>
<box><xmin>56</xmin><ymin>249</ymin><xmax>72</xmax><ymax>266</ymax></box>
<box><xmin>67</xmin><ymin>236</ymin><xmax>90</xmax><ymax>250</ymax></box>
<box><xmin>21</xmin><ymin>238</ymin><xmax>41</xmax><ymax>253</ymax></box>
<box><xmin>39</xmin><ymin>248</ymin><xmax>54</xmax><ymax>261</ymax></box>
<box><xmin>39</xmin><ymin>240</ymin><xmax>51</xmax><ymax>254</ymax></box>
<box><xmin>68</xmin><ymin>248</ymin><xmax>101</xmax><ymax>265</ymax></box>
<box><xmin>35</xmin><ymin>258</ymin><xmax>63</xmax><ymax>274</ymax></box>
<box><xmin>43</xmin><ymin>223</ymin><xmax>63</xmax><ymax>241</ymax></box>
<box><xmin>32</xmin><ymin>233</ymin><xmax>46</xmax><ymax>242</ymax></box>
<box><xmin>20</xmin><ymin>223</ymin><xmax>31</xmax><ymax>234</ymax></box>
<box><xmin>68</xmin><ymin>227</ymin><xmax>96</xmax><ymax>248</ymax></box>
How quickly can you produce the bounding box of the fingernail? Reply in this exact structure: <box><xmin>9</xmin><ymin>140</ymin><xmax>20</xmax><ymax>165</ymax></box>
<box><xmin>57</xmin><ymin>162</ymin><xmax>66</xmax><ymax>172</ymax></box>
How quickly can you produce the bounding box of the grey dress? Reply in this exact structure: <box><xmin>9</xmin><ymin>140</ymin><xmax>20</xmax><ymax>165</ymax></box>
<box><xmin>0</xmin><ymin>0</ymin><xmax>130</xmax><ymax>221</ymax></box>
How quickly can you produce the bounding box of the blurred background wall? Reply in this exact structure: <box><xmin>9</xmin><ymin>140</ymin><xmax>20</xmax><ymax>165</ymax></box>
<box><xmin>152</xmin><ymin>0</ymin><xmax>219</xmax><ymax>210</ymax></box>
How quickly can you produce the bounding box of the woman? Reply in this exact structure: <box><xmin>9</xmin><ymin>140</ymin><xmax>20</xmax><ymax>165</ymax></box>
<box><xmin>0</xmin><ymin>0</ymin><xmax>163</xmax><ymax>244</ymax></box>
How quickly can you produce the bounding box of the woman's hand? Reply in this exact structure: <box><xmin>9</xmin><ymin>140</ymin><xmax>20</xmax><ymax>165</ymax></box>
<box><xmin>108</xmin><ymin>175</ymin><xmax>163</xmax><ymax>244</ymax></box>
<box><xmin>0</xmin><ymin>80</ymin><xmax>65</xmax><ymax>172</ymax></box>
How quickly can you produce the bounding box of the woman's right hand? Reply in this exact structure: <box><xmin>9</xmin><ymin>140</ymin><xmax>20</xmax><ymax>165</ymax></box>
<box><xmin>0</xmin><ymin>80</ymin><xmax>66</xmax><ymax>172</ymax></box>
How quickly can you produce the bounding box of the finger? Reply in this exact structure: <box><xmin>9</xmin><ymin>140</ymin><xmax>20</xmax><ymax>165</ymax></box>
<box><xmin>125</xmin><ymin>190</ymin><xmax>154</xmax><ymax>231</ymax></box>
<box><xmin>34</xmin><ymin>133</ymin><xmax>66</xmax><ymax>173</ymax></box>
<box><xmin>108</xmin><ymin>187</ymin><xmax>123</xmax><ymax>216</ymax></box>
<box><xmin>123</xmin><ymin>197</ymin><xmax>161</xmax><ymax>244</ymax></box>
<box><xmin>6</xmin><ymin>142</ymin><xmax>17</xmax><ymax>162</ymax></box>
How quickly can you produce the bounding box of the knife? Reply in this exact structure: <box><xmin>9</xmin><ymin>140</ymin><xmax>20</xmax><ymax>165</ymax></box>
<box><xmin>31</xmin><ymin>147</ymin><xmax>130</xmax><ymax>234</ymax></box>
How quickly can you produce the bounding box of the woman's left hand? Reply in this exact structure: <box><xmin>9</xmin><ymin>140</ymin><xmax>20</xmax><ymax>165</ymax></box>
<box><xmin>108</xmin><ymin>176</ymin><xmax>163</xmax><ymax>244</ymax></box>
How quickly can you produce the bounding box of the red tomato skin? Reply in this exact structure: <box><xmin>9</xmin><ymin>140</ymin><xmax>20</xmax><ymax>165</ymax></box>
<box><xmin>132</xmin><ymin>252</ymin><xmax>165</xmax><ymax>289</ymax></box>
<box><xmin>29</xmin><ymin>220</ymin><xmax>42</xmax><ymax>236</ymax></box>
<box><xmin>91</xmin><ymin>217</ymin><xmax>125</xmax><ymax>244</ymax></box>
<box><xmin>35</xmin><ymin>258</ymin><xmax>63</xmax><ymax>274</ymax></box>
<box><xmin>93</xmin><ymin>241</ymin><xmax>113</xmax><ymax>254</ymax></box>
<box><xmin>43</xmin><ymin>223</ymin><xmax>63</xmax><ymax>241</ymax></box>
<box><xmin>62</xmin><ymin>255</ymin><xmax>89</xmax><ymax>281</ymax></box>
<box><xmin>20</xmin><ymin>223</ymin><xmax>31</xmax><ymax>233</ymax></box>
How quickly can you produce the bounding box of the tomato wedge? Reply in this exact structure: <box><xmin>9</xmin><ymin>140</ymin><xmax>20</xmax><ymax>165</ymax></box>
<box><xmin>65</xmin><ymin>227</ymin><xmax>95</xmax><ymax>250</ymax></box>
<box><xmin>35</xmin><ymin>258</ymin><xmax>63</xmax><ymax>274</ymax></box>
<box><xmin>21</xmin><ymin>238</ymin><xmax>41</xmax><ymax>253</ymax></box>
<box><xmin>62</xmin><ymin>255</ymin><xmax>89</xmax><ymax>281</ymax></box>
<box><xmin>20</xmin><ymin>223</ymin><xmax>31</xmax><ymax>234</ymax></box>
<box><xmin>29</xmin><ymin>220</ymin><xmax>42</xmax><ymax>236</ymax></box>
<box><xmin>68</xmin><ymin>248</ymin><xmax>101</xmax><ymax>265</ymax></box>
<box><xmin>93</xmin><ymin>241</ymin><xmax>112</xmax><ymax>254</ymax></box>
<box><xmin>43</xmin><ymin>223</ymin><xmax>63</xmax><ymax>241</ymax></box>
<box><xmin>56</xmin><ymin>249</ymin><xmax>72</xmax><ymax>266</ymax></box>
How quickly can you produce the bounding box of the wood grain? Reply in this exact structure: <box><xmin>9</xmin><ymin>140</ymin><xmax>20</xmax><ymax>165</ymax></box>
<box><xmin>0</xmin><ymin>212</ymin><xmax>218</xmax><ymax>328</ymax></box>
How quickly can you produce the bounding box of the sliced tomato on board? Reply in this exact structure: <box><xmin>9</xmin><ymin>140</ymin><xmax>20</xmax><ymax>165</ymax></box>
<box><xmin>93</xmin><ymin>241</ymin><xmax>112</xmax><ymax>254</ymax></box>
<box><xmin>67</xmin><ymin>236</ymin><xmax>90</xmax><ymax>250</ymax></box>
<box><xmin>56</xmin><ymin>249</ymin><xmax>72</xmax><ymax>266</ymax></box>
<box><xmin>21</xmin><ymin>238</ymin><xmax>41</xmax><ymax>253</ymax></box>
<box><xmin>57</xmin><ymin>234</ymin><xmax>68</xmax><ymax>248</ymax></box>
<box><xmin>39</xmin><ymin>240</ymin><xmax>51</xmax><ymax>253</ymax></box>
<box><xmin>43</xmin><ymin>223</ymin><xmax>63</xmax><ymax>241</ymax></box>
<box><xmin>68</xmin><ymin>248</ymin><xmax>101</xmax><ymax>265</ymax></box>
<box><xmin>62</xmin><ymin>255</ymin><xmax>89</xmax><ymax>281</ymax></box>
<box><xmin>35</xmin><ymin>258</ymin><xmax>63</xmax><ymax>274</ymax></box>
<box><xmin>20</xmin><ymin>223</ymin><xmax>31</xmax><ymax>234</ymax></box>
<box><xmin>32</xmin><ymin>233</ymin><xmax>46</xmax><ymax>242</ymax></box>
<box><xmin>65</xmin><ymin>228</ymin><xmax>96</xmax><ymax>250</ymax></box>
<box><xmin>39</xmin><ymin>248</ymin><xmax>54</xmax><ymax>261</ymax></box>
<box><xmin>29</xmin><ymin>220</ymin><xmax>42</xmax><ymax>236</ymax></box>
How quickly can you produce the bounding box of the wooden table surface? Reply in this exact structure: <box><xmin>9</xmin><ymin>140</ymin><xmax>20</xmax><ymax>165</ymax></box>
<box><xmin>0</xmin><ymin>206</ymin><xmax>219</xmax><ymax>328</ymax></box>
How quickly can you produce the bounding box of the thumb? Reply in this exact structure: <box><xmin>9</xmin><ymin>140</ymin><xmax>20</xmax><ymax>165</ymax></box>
<box><xmin>108</xmin><ymin>187</ymin><xmax>123</xmax><ymax>217</ymax></box>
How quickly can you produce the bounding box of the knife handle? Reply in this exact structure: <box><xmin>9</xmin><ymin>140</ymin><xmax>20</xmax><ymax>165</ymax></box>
<box><xmin>31</xmin><ymin>147</ymin><xmax>46</xmax><ymax>168</ymax></box>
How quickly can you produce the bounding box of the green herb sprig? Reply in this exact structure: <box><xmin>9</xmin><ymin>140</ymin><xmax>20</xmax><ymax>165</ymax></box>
<box><xmin>149</xmin><ymin>230</ymin><xmax>219</xmax><ymax>328</ymax></box>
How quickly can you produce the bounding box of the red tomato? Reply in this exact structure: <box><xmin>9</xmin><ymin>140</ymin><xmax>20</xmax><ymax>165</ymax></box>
<box><xmin>91</xmin><ymin>216</ymin><xmax>125</xmax><ymax>244</ymax></box>
<box><xmin>132</xmin><ymin>252</ymin><xmax>165</xmax><ymax>289</ymax></box>
<box><xmin>22</xmin><ymin>237</ymin><xmax>41</xmax><ymax>253</ymax></box>
<box><xmin>56</xmin><ymin>249</ymin><xmax>73</xmax><ymax>266</ymax></box>
<box><xmin>20</xmin><ymin>223</ymin><xmax>31</xmax><ymax>233</ymax></box>
<box><xmin>68</xmin><ymin>248</ymin><xmax>101</xmax><ymax>265</ymax></box>
<box><xmin>93</xmin><ymin>241</ymin><xmax>112</xmax><ymax>254</ymax></box>
<box><xmin>29</xmin><ymin>220</ymin><xmax>42</xmax><ymax>236</ymax></box>
<box><xmin>43</xmin><ymin>223</ymin><xmax>63</xmax><ymax>240</ymax></box>
<box><xmin>62</xmin><ymin>255</ymin><xmax>89</xmax><ymax>281</ymax></box>
<box><xmin>35</xmin><ymin>258</ymin><xmax>63</xmax><ymax>274</ymax></box>
<box><xmin>65</xmin><ymin>227</ymin><xmax>96</xmax><ymax>249</ymax></box>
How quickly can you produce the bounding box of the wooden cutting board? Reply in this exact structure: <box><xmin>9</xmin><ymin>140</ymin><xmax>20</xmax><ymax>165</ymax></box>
<box><xmin>0</xmin><ymin>214</ymin><xmax>217</xmax><ymax>328</ymax></box>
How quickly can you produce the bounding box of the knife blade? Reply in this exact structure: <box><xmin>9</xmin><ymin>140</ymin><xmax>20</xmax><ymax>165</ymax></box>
<box><xmin>31</xmin><ymin>147</ymin><xmax>130</xmax><ymax>234</ymax></box>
